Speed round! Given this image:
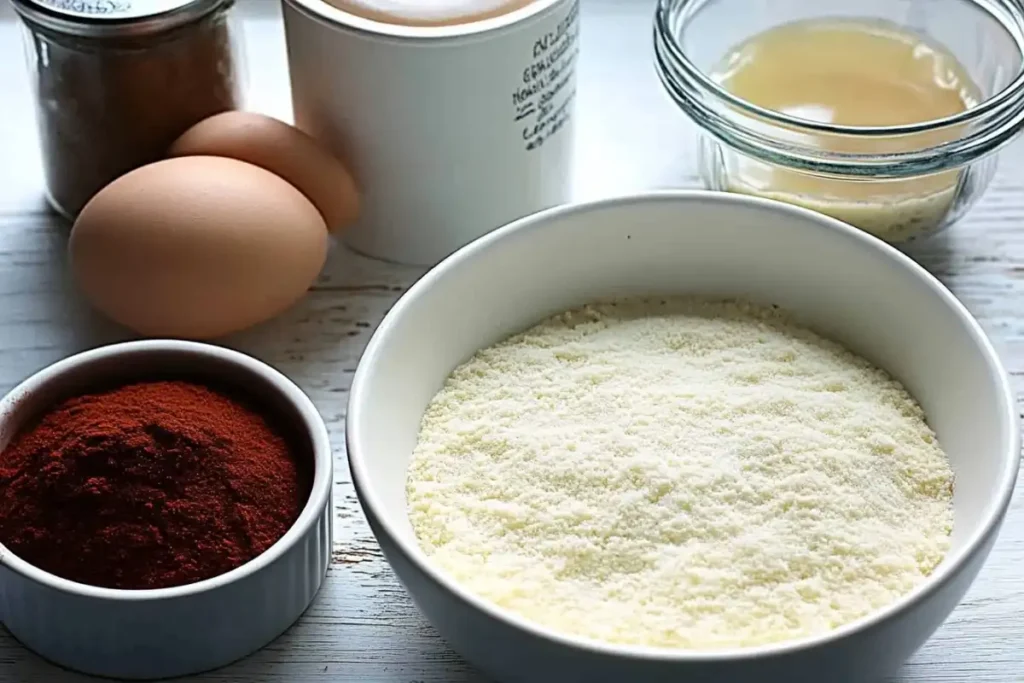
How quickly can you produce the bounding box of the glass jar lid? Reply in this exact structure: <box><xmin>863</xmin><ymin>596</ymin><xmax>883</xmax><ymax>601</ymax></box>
<box><xmin>12</xmin><ymin>0</ymin><xmax>231</xmax><ymax>37</ymax></box>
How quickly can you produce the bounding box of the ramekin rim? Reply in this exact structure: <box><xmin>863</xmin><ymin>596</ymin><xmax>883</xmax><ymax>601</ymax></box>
<box><xmin>0</xmin><ymin>339</ymin><xmax>334</xmax><ymax>602</ymax></box>
<box><xmin>348</xmin><ymin>189</ymin><xmax>1021</xmax><ymax>662</ymax></box>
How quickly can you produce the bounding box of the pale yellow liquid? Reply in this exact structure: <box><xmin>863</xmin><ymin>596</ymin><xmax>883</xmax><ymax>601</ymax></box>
<box><xmin>709</xmin><ymin>19</ymin><xmax>981</xmax><ymax>241</ymax></box>
<box><xmin>323</xmin><ymin>0</ymin><xmax>536</xmax><ymax>26</ymax></box>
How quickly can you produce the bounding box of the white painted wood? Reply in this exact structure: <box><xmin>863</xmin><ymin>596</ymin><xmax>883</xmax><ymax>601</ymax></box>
<box><xmin>0</xmin><ymin>1</ymin><xmax>1020</xmax><ymax>680</ymax></box>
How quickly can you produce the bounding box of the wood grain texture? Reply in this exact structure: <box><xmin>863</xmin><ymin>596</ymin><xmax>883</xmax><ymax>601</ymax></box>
<box><xmin>0</xmin><ymin>0</ymin><xmax>1020</xmax><ymax>681</ymax></box>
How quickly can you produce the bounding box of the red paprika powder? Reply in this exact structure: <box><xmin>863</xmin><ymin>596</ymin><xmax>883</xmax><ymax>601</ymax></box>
<box><xmin>0</xmin><ymin>380</ymin><xmax>311</xmax><ymax>590</ymax></box>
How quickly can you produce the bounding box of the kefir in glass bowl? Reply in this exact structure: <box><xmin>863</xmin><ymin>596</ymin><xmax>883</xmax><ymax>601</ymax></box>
<box><xmin>654</xmin><ymin>0</ymin><xmax>1024</xmax><ymax>243</ymax></box>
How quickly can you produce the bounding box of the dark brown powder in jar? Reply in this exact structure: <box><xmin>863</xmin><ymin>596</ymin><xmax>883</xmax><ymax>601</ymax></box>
<box><xmin>19</xmin><ymin>2</ymin><xmax>239</xmax><ymax>219</ymax></box>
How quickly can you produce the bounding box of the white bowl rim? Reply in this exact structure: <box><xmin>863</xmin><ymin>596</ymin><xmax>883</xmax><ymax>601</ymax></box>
<box><xmin>348</xmin><ymin>189</ymin><xmax>1022</xmax><ymax>661</ymax></box>
<box><xmin>0</xmin><ymin>339</ymin><xmax>334</xmax><ymax>602</ymax></box>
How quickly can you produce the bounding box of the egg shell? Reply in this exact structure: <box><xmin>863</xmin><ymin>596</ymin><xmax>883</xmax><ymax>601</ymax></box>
<box><xmin>70</xmin><ymin>156</ymin><xmax>328</xmax><ymax>340</ymax></box>
<box><xmin>169</xmin><ymin>111</ymin><xmax>360</xmax><ymax>233</ymax></box>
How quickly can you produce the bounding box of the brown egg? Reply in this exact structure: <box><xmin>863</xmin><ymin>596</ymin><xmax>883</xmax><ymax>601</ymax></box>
<box><xmin>70</xmin><ymin>156</ymin><xmax>328</xmax><ymax>340</ymax></box>
<box><xmin>169</xmin><ymin>111</ymin><xmax>360</xmax><ymax>233</ymax></box>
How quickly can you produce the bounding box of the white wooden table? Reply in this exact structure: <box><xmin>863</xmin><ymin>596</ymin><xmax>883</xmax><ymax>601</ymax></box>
<box><xmin>0</xmin><ymin>1</ymin><xmax>1021</xmax><ymax>680</ymax></box>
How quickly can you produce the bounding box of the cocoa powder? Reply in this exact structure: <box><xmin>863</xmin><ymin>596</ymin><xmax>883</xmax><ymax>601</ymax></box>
<box><xmin>0</xmin><ymin>380</ymin><xmax>310</xmax><ymax>590</ymax></box>
<box><xmin>17</xmin><ymin>1</ymin><xmax>240</xmax><ymax>218</ymax></box>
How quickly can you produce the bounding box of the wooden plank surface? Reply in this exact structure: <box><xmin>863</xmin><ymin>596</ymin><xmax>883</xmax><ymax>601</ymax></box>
<box><xmin>0</xmin><ymin>1</ymin><xmax>1021</xmax><ymax>681</ymax></box>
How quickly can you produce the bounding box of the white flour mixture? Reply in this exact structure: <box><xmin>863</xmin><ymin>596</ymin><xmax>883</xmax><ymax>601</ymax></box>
<box><xmin>406</xmin><ymin>297</ymin><xmax>953</xmax><ymax>649</ymax></box>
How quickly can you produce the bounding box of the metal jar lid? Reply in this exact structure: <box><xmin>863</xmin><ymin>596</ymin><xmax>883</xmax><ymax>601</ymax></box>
<box><xmin>11</xmin><ymin>0</ymin><xmax>232</xmax><ymax>37</ymax></box>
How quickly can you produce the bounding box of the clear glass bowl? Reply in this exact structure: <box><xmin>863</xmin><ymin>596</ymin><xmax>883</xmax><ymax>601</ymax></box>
<box><xmin>653</xmin><ymin>0</ymin><xmax>1024</xmax><ymax>243</ymax></box>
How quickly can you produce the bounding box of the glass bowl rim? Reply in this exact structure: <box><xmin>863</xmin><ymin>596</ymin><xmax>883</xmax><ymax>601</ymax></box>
<box><xmin>654</xmin><ymin>0</ymin><xmax>1024</xmax><ymax>136</ymax></box>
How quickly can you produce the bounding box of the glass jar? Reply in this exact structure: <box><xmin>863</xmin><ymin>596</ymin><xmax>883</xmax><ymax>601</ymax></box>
<box><xmin>653</xmin><ymin>0</ymin><xmax>1024</xmax><ymax>244</ymax></box>
<box><xmin>13</xmin><ymin>0</ymin><xmax>242</xmax><ymax>220</ymax></box>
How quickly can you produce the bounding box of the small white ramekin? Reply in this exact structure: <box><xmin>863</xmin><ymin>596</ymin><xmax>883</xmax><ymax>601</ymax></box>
<box><xmin>0</xmin><ymin>340</ymin><xmax>333</xmax><ymax>680</ymax></box>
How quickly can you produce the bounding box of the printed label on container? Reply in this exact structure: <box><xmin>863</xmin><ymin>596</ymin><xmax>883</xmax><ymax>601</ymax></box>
<box><xmin>512</xmin><ymin>0</ymin><xmax>580</xmax><ymax>153</ymax></box>
<box><xmin>28</xmin><ymin>0</ymin><xmax>193</xmax><ymax>20</ymax></box>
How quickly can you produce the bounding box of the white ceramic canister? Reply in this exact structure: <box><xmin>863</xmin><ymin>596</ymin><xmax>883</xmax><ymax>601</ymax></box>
<box><xmin>282</xmin><ymin>0</ymin><xmax>580</xmax><ymax>266</ymax></box>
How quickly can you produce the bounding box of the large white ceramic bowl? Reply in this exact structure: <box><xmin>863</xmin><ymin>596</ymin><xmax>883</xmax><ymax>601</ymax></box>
<box><xmin>0</xmin><ymin>340</ymin><xmax>333</xmax><ymax>680</ymax></box>
<box><xmin>348</xmin><ymin>191</ymin><xmax>1020</xmax><ymax>683</ymax></box>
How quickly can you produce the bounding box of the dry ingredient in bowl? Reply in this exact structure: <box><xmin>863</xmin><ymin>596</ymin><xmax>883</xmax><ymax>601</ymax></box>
<box><xmin>407</xmin><ymin>297</ymin><xmax>954</xmax><ymax>649</ymax></box>
<box><xmin>0</xmin><ymin>380</ymin><xmax>311</xmax><ymax>590</ymax></box>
